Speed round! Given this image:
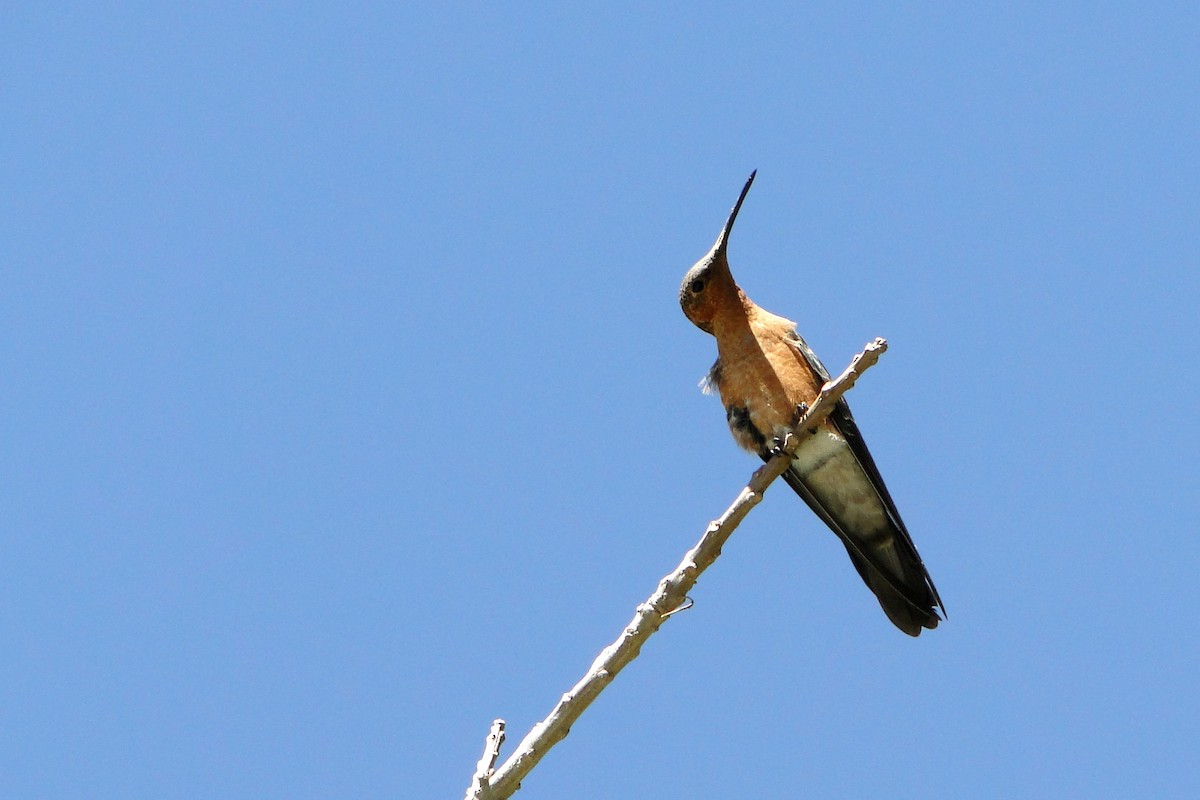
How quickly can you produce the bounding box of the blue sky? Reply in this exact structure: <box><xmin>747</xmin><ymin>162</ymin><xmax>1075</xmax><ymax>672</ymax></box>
<box><xmin>4</xmin><ymin>3</ymin><xmax>1198</xmax><ymax>798</ymax></box>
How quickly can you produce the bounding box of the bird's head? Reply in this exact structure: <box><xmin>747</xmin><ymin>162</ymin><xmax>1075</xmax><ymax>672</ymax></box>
<box><xmin>679</xmin><ymin>170</ymin><xmax>756</xmax><ymax>334</ymax></box>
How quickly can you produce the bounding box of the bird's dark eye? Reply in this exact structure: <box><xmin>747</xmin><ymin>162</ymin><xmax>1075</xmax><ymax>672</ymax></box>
<box><xmin>690</xmin><ymin>278</ymin><xmax>706</xmax><ymax>293</ymax></box>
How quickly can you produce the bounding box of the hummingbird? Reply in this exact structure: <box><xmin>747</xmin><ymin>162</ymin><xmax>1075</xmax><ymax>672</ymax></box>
<box><xmin>679</xmin><ymin>171</ymin><xmax>944</xmax><ymax>635</ymax></box>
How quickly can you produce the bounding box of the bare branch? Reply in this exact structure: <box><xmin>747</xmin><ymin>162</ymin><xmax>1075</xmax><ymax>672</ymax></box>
<box><xmin>465</xmin><ymin>719</ymin><xmax>506</xmax><ymax>800</ymax></box>
<box><xmin>465</xmin><ymin>337</ymin><xmax>888</xmax><ymax>799</ymax></box>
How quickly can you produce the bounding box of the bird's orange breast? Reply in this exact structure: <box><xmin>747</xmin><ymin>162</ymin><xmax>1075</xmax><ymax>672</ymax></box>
<box><xmin>712</xmin><ymin>307</ymin><xmax>828</xmax><ymax>452</ymax></box>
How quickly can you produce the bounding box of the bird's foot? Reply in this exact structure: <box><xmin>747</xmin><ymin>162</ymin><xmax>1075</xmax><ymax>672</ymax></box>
<box><xmin>768</xmin><ymin>431</ymin><xmax>797</xmax><ymax>459</ymax></box>
<box><xmin>791</xmin><ymin>402</ymin><xmax>820</xmax><ymax>435</ymax></box>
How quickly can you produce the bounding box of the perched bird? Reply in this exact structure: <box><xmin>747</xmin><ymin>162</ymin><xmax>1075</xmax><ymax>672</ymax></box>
<box><xmin>679</xmin><ymin>171</ymin><xmax>944</xmax><ymax>635</ymax></box>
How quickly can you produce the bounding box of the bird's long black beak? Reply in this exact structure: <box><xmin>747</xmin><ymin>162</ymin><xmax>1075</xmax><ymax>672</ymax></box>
<box><xmin>713</xmin><ymin>170</ymin><xmax>756</xmax><ymax>257</ymax></box>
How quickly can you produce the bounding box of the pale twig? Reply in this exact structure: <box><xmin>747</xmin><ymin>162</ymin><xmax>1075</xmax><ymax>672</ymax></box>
<box><xmin>465</xmin><ymin>719</ymin><xmax>506</xmax><ymax>800</ymax></box>
<box><xmin>463</xmin><ymin>337</ymin><xmax>888</xmax><ymax>800</ymax></box>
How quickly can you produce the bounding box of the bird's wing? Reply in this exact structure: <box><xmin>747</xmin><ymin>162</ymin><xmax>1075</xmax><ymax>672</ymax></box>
<box><xmin>782</xmin><ymin>331</ymin><xmax>945</xmax><ymax>619</ymax></box>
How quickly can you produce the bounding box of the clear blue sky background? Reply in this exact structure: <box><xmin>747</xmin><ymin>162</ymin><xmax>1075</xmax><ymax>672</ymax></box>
<box><xmin>4</xmin><ymin>4</ymin><xmax>1198</xmax><ymax>798</ymax></box>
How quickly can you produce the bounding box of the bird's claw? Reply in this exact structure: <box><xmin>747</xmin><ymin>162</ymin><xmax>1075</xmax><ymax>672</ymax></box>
<box><xmin>768</xmin><ymin>432</ymin><xmax>795</xmax><ymax>459</ymax></box>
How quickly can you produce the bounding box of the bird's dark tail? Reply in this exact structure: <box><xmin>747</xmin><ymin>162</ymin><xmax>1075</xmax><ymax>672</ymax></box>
<box><xmin>842</xmin><ymin>544</ymin><xmax>940</xmax><ymax>636</ymax></box>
